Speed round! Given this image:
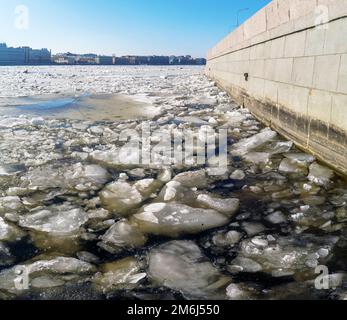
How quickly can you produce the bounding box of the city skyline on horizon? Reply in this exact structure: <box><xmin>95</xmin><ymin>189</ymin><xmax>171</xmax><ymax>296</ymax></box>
<box><xmin>0</xmin><ymin>42</ymin><xmax>207</xmax><ymax>65</ymax></box>
<box><xmin>0</xmin><ymin>0</ymin><xmax>271</xmax><ymax>57</ymax></box>
<box><xmin>0</xmin><ymin>41</ymin><xmax>206</xmax><ymax>59</ymax></box>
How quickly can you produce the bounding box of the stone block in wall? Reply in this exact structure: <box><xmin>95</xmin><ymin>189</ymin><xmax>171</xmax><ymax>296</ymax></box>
<box><xmin>244</xmin><ymin>9</ymin><xmax>267</xmax><ymax>40</ymax></box>
<box><xmin>270</xmin><ymin>37</ymin><xmax>285</xmax><ymax>58</ymax></box>
<box><xmin>305</xmin><ymin>27</ymin><xmax>326</xmax><ymax>56</ymax></box>
<box><xmin>338</xmin><ymin>54</ymin><xmax>347</xmax><ymax>94</ymax></box>
<box><xmin>317</xmin><ymin>0</ymin><xmax>347</xmax><ymax>21</ymax></box>
<box><xmin>241</xmin><ymin>47</ymin><xmax>251</xmax><ymax>61</ymax></box>
<box><xmin>308</xmin><ymin>89</ymin><xmax>333</xmax><ymax>123</ymax></box>
<box><xmin>331</xmin><ymin>93</ymin><xmax>347</xmax><ymax>130</ymax></box>
<box><xmin>266</xmin><ymin>1</ymin><xmax>280</xmax><ymax>30</ymax></box>
<box><xmin>264</xmin><ymin>41</ymin><xmax>272</xmax><ymax>58</ymax></box>
<box><xmin>250</xmin><ymin>31</ymin><xmax>269</xmax><ymax>47</ymax></box>
<box><xmin>293</xmin><ymin>11</ymin><xmax>316</xmax><ymax>31</ymax></box>
<box><xmin>284</xmin><ymin>31</ymin><xmax>307</xmax><ymax>57</ymax></box>
<box><xmin>313</xmin><ymin>55</ymin><xmax>340</xmax><ymax>91</ymax></box>
<box><xmin>292</xmin><ymin>86</ymin><xmax>310</xmax><ymax>115</ymax></box>
<box><xmin>277</xmin><ymin>0</ymin><xmax>292</xmax><ymax>25</ymax></box>
<box><xmin>234</xmin><ymin>25</ymin><xmax>245</xmax><ymax>48</ymax></box>
<box><xmin>225</xmin><ymin>33</ymin><xmax>233</xmax><ymax>50</ymax></box>
<box><xmin>249</xmin><ymin>59</ymin><xmax>265</xmax><ymax>78</ymax></box>
<box><xmin>289</xmin><ymin>0</ymin><xmax>318</xmax><ymax>21</ymax></box>
<box><xmin>264</xmin><ymin>80</ymin><xmax>278</xmax><ymax>103</ymax></box>
<box><xmin>269</xmin><ymin>20</ymin><xmax>295</xmax><ymax>39</ymax></box>
<box><xmin>277</xmin><ymin>82</ymin><xmax>294</xmax><ymax>107</ymax></box>
<box><xmin>274</xmin><ymin>58</ymin><xmax>294</xmax><ymax>83</ymax></box>
<box><xmin>248</xmin><ymin>77</ymin><xmax>265</xmax><ymax>100</ymax></box>
<box><xmin>250</xmin><ymin>43</ymin><xmax>267</xmax><ymax>60</ymax></box>
<box><xmin>324</xmin><ymin>18</ymin><xmax>347</xmax><ymax>55</ymax></box>
<box><xmin>264</xmin><ymin>59</ymin><xmax>277</xmax><ymax>80</ymax></box>
<box><xmin>292</xmin><ymin>56</ymin><xmax>315</xmax><ymax>87</ymax></box>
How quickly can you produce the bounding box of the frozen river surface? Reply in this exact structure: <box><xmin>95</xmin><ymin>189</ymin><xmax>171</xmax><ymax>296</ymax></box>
<box><xmin>0</xmin><ymin>66</ymin><xmax>346</xmax><ymax>300</ymax></box>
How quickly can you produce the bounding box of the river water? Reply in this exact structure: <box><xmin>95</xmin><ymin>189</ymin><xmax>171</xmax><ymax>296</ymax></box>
<box><xmin>0</xmin><ymin>66</ymin><xmax>346</xmax><ymax>300</ymax></box>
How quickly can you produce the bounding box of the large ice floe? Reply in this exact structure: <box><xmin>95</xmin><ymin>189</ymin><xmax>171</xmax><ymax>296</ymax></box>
<box><xmin>0</xmin><ymin>66</ymin><xmax>346</xmax><ymax>300</ymax></box>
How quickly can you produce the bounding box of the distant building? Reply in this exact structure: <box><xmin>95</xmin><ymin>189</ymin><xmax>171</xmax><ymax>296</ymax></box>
<box><xmin>148</xmin><ymin>56</ymin><xmax>170</xmax><ymax>65</ymax></box>
<box><xmin>52</xmin><ymin>51</ymin><xmax>206</xmax><ymax>66</ymax></box>
<box><xmin>28</xmin><ymin>48</ymin><xmax>51</xmax><ymax>64</ymax></box>
<box><xmin>1</xmin><ymin>43</ymin><xmax>206</xmax><ymax>66</ymax></box>
<box><xmin>52</xmin><ymin>55</ymin><xmax>69</xmax><ymax>64</ymax></box>
<box><xmin>114</xmin><ymin>56</ymin><xmax>129</xmax><ymax>65</ymax></box>
<box><xmin>96</xmin><ymin>55</ymin><xmax>114</xmax><ymax>65</ymax></box>
<box><xmin>52</xmin><ymin>53</ymin><xmax>98</xmax><ymax>65</ymax></box>
<box><xmin>0</xmin><ymin>43</ymin><xmax>26</xmax><ymax>65</ymax></box>
<box><xmin>169</xmin><ymin>56</ymin><xmax>179</xmax><ymax>65</ymax></box>
<box><xmin>195</xmin><ymin>58</ymin><xmax>207</xmax><ymax>65</ymax></box>
<box><xmin>0</xmin><ymin>43</ymin><xmax>51</xmax><ymax>65</ymax></box>
<box><xmin>76</xmin><ymin>56</ymin><xmax>97</xmax><ymax>65</ymax></box>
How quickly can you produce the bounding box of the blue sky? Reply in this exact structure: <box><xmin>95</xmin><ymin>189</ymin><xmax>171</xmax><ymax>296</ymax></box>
<box><xmin>0</xmin><ymin>0</ymin><xmax>271</xmax><ymax>57</ymax></box>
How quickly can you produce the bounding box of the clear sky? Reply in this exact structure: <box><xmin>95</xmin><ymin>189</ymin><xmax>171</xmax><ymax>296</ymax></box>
<box><xmin>0</xmin><ymin>0</ymin><xmax>271</xmax><ymax>57</ymax></box>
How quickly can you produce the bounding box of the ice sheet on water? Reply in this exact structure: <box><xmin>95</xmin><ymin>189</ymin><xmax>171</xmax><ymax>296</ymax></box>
<box><xmin>0</xmin><ymin>164</ymin><xmax>26</xmax><ymax>176</ymax></box>
<box><xmin>196</xmin><ymin>194</ymin><xmax>240</xmax><ymax>217</ymax></box>
<box><xmin>19</xmin><ymin>204</ymin><xmax>89</xmax><ymax>235</ymax></box>
<box><xmin>173</xmin><ymin>169</ymin><xmax>209</xmax><ymax>189</ymax></box>
<box><xmin>157</xmin><ymin>181</ymin><xmax>196</xmax><ymax>204</ymax></box>
<box><xmin>21</xmin><ymin>163</ymin><xmax>110</xmax><ymax>192</ymax></box>
<box><xmin>100</xmin><ymin>178</ymin><xmax>162</xmax><ymax>216</ymax></box>
<box><xmin>0</xmin><ymin>196</ymin><xmax>24</xmax><ymax>215</ymax></box>
<box><xmin>0</xmin><ymin>66</ymin><xmax>344</xmax><ymax>300</ymax></box>
<box><xmin>0</xmin><ymin>66</ymin><xmax>205</xmax><ymax>98</ymax></box>
<box><xmin>98</xmin><ymin>219</ymin><xmax>147</xmax><ymax>254</ymax></box>
<box><xmin>308</xmin><ymin>162</ymin><xmax>335</xmax><ymax>187</ymax></box>
<box><xmin>93</xmin><ymin>257</ymin><xmax>146</xmax><ymax>294</ymax></box>
<box><xmin>230</xmin><ymin>129</ymin><xmax>277</xmax><ymax>156</ymax></box>
<box><xmin>131</xmin><ymin>203</ymin><xmax>229</xmax><ymax>237</ymax></box>
<box><xmin>237</xmin><ymin>234</ymin><xmax>339</xmax><ymax>278</ymax></box>
<box><xmin>279</xmin><ymin>158</ymin><xmax>308</xmax><ymax>174</ymax></box>
<box><xmin>148</xmin><ymin>240</ymin><xmax>231</xmax><ymax>299</ymax></box>
<box><xmin>0</xmin><ymin>217</ymin><xmax>25</xmax><ymax>242</ymax></box>
<box><xmin>0</xmin><ymin>257</ymin><xmax>95</xmax><ymax>294</ymax></box>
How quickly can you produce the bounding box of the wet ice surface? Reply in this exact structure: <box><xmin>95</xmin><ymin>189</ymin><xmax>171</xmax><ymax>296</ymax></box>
<box><xmin>0</xmin><ymin>66</ymin><xmax>346</xmax><ymax>300</ymax></box>
<box><xmin>0</xmin><ymin>94</ymin><xmax>160</xmax><ymax>121</ymax></box>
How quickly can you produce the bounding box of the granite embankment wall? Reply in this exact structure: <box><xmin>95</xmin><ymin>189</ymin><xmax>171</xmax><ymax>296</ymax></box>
<box><xmin>206</xmin><ymin>0</ymin><xmax>347</xmax><ymax>175</ymax></box>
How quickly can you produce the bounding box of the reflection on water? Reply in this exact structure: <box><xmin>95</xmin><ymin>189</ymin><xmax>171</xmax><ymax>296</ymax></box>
<box><xmin>0</xmin><ymin>94</ymin><xmax>160</xmax><ymax>121</ymax></box>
